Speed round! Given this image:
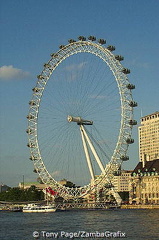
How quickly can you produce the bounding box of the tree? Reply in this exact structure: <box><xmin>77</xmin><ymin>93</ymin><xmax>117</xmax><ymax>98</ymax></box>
<box><xmin>64</xmin><ymin>181</ymin><xmax>76</xmax><ymax>188</ymax></box>
<box><xmin>0</xmin><ymin>186</ymin><xmax>44</xmax><ymax>201</ymax></box>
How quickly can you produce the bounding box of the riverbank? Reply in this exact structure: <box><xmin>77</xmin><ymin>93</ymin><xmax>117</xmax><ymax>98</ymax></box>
<box><xmin>121</xmin><ymin>204</ymin><xmax>159</xmax><ymax>209</ymax></box>
<box><xmin>1</xmin><ymin>203</ymin><xmax>159</xmax><ymax>211</ymax></box>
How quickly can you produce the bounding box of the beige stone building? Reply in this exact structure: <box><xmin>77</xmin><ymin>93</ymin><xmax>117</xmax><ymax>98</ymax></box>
<box><xmin>138</xmin><ymin>111</ymin><xmax>159</xmax><ymax>162</ymax></box>
<box><xmin>84</xmin><ymin>171</ymin><xmax>132</xmax><ymax>203</ymax></box>
<box><xmin>129</xmin><ymin>111</ymin><xmax>159</xmax><ymax>204</ymax></box>
<box><xmin>129</xmin><ymin>159</ymin><xmax>159</xmax><ymax>204</ymax></box>
<box><xmin>112</xmin><ymin>170</ymin><xmax>132</xmax><ymax>192</ymax></box>
<box><xmin>19</xmin><ymin>182</ymin><xmax>45</xmax><ymax>190</ymax></box>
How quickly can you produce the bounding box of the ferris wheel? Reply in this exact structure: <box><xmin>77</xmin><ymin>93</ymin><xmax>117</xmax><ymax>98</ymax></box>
<box><xmin>26</xmin><ymin>36</ymin><xmax>137</xmax><ymax>203</ymax></box>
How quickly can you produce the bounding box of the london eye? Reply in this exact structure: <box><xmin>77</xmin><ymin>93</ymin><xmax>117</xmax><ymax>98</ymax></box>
<box><xmin>27</xmin><ymin>36</ymin><xmax>137</xmax><ymax>204</ymax></box>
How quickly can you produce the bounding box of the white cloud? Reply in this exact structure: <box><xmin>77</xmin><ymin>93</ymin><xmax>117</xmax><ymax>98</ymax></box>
<box><xmin>65</xmin><ymin>62</ymin><xmax>87</xmax><ymax>71</ymax></box>
<box><xmin>52</xmin><ymin>170</ymin><xmax>61</xmax><ymax>177</ymax></box>
<box><xmin>64</xmin><ymin>62</ymin><xmax>87</xmax><ymax>81</ymax></box>
<box><xmin>0</xmin><ymin>65</ymin><xmax>30</xmax><ymax>80</ymax></box>
<box><xmin>129</xmin><ymin>59</ymin><xmax>150</xmax><ymax>69</ymax></box>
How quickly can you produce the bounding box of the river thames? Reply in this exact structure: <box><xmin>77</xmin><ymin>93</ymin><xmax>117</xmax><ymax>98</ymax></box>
<box><xmin>0</xmin><ymin>209</ymin><xmax>159</xmax><ymax>240</ymax></box>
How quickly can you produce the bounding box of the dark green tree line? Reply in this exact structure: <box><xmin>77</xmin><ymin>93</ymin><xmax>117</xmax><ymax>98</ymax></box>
<box><xmin>0</xmin><ymin>185</ymin><xmax>44</xmax><ymax>201</ymax></box>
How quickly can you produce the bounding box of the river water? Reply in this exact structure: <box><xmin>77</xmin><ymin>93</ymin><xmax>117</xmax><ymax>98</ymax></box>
<box><xmin>0</xmin><ymin>209</ymin><xmax>159</xmax><ymax>240</ymax></box>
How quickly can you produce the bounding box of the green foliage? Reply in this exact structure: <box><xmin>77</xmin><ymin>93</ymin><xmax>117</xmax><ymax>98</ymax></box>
<box><xmin>37</xmin><ymin>177</ymin><xmax>44</xmax><ymax>184</ymax></box>
<box><xmin>118</xmin><ymin>191</ymin><xmax>129</xmax><ymax>201</ymax></box>
<box><xmin>0</xmin><ymin>185</ymin><xmax>44</xmax><ymax>201</ymax></box>
<box><xmin>64</xmin><ymin>181</ymin><xmax>75</xmax><ymax>188</ymax></box>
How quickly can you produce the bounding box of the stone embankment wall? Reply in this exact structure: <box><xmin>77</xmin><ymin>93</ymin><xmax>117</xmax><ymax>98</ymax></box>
<box><xmin>121</xmin><ymin>205</ymin><xmax>159</xmax><ymax>209</ymax></box>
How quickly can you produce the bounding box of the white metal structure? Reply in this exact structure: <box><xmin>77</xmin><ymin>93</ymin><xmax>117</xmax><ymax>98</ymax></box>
<box><xmin>27</xmin><ymin>36</ymin><xmax>137</xmax><ymax>204</ymax></box>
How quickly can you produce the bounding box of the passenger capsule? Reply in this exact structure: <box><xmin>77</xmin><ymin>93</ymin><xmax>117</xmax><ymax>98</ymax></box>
<box><xmin>30</xmin><ymin>156</ymin><xmax>38</xmax><ymax>161</ymax></box>
<box><xmin>37</xmin><ymin>75</ymin><xmax>45</xmax><ymax>80</ymax></box>
<box><xmin>122</xmin><ymin>68</ymin><xmax>130</xmax><ymax>74</ymax></box>
<box><xmin>129</xmin><ymin>120</ymin><xmax>137</xmax><ymax>125</ymax></box>
<box><xmin>120</xmin><ymin>155</ymin><xmax>129</xmax><ymax>161</ymax></box>
<box><xmin>26</xmin><ymin>114</ymin><xmax>35</xmax><ymax>120</ymax></box>
<box><xmin>78</xmin><ymin>36</ymin><xmax>86</xmax><ymax>41</ymax></box>
<box><xmin>88</xmin><ymin>36</ymin><xmax>96</xmax><ymax>41</ymax></box>
<box><xmin>68</xmin><ymin>39</ymin><xmax>76</xmax><ymax>43</ymax></box>
<box><xmin>44</xmin><ymin>63</ymin><xmax>51</xmax><ymax>68</ymax></box>
<box><xmin>126</xmin><ymin>138</ymin><xmax>134</xmax><ymax>144</ymax></box>
<box><xmin>129</xmin><ymin>101</ymin><xmax>138</xmax><ymax>107</ymax></box>
<box><xmin>59</xmin><ymin>45</ymin><xmax>65</xmax><ymax>49</ymax></box>
<box><xmin>33</xmin><ymin>168</ymin><xmax>41</xmax><ymax>173</ymax></box>
<box><xmin>29</xmin><ymin>100</ymin><xmax>36</xmax><ymax>106</ymax></box>
<box><xmin>32</xmin><ymin>87</ymin><xmax>40</xmax><ymax>92</ymax></box>
<box><xmin>27</xmin><ymin>143</ymin><xmax>35</xmax><ymax>148</ymax></box>
<box><xmin>107</xmin><ymin>45</ymin><xmax>115</xmax><ymax>51</ymax></box>
<box><xmin>50</xmin><ymin>53</ymin><xmax>58</xmax><ymax>58</ymax></box>
<box><xmin>115</xmin><ymin>55</ymin><xmax>124</xmax><ymax>61</ymax></box>
<box><xmin>26</xmin><ymin>129</ymin><xmax>33</xmax><ymax>134</ymax></box>
<box><xmin>127</xmin><ymin>84</ymin><xmax>135</xmax><ymax>89</ymax></box>
<box><xmin>98</xmin><ymin>39</ymin><xmax>106</xmax><ymax>44</ymax></box>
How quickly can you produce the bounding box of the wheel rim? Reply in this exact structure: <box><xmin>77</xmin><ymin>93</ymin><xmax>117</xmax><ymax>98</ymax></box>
<box><xmin>27</xmin><ymin>38</ymin><xmax>136</xmax><ymax>199</ymax></box>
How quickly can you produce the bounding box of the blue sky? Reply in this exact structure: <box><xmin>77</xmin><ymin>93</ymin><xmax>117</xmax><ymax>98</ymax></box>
<box><xmin>0</xmin><ymin>0</ymin><xmax>159</xmax><ymax>187</ymax></box>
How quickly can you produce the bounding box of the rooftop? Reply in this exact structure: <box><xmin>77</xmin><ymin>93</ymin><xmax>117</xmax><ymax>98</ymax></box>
<box><xmin>141</xmin><ymin>111</ymin><xmax>159</xmax><ymax>121</ymax></box>
<box><xmin>132</xmin><ymin>159</ymin><xmax>159</xmax><ymax>175</ymax></box>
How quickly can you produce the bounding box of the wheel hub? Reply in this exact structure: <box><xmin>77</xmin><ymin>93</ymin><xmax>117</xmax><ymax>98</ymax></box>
<box><xmin>67</xmin><ymin>115</ymin><xmax>93</xmax><ymax>125</ymax></box>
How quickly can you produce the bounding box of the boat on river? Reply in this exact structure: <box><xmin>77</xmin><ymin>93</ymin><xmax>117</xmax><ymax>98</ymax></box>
<box><xmin>0</xmin><ymin>206</ymin><xmax>22</xmax><ymax>212</ymax></box>
<box><xmin>23</xmin><ymin>203</ymin><xmax>56</xmax><ymax>213</ymax></box>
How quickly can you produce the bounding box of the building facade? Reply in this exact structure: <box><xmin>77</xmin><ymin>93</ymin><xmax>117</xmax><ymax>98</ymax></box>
<box><xmin>112</xmin><ymin>170</ymin><xmax>132</xmax><ymax>192</ymax></box>
<box><xmin>19</xmin><ymin>182</ymin><xmax>45</xmax><ymax>190</ymax></box>
<box><xmin>138</xmin><ymin>111</ymin><xmax>159</xmax><ymax>163</ymax></box>
<box><xmin>129</xmin><ymin>112</ymin><xmax>159</xmax><ymax>204</ymax></box>
<box><xmin>129</xmin><ymin>159</ymin><xmax>159</xmax><ymax>204</ymax></box>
